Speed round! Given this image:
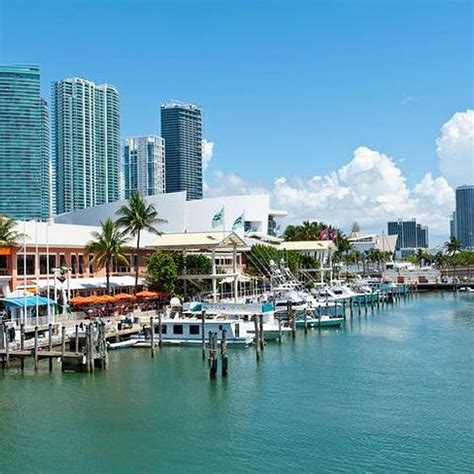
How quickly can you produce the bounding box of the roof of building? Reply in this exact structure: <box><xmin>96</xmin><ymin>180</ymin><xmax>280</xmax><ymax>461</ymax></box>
<box><xmin>148</xmin><ymin>231</ymin><xmax>248</xmax><ymax>251</ymax></box>
<box><xmin>280</xmin><ymin>240</ymin><xmax>337</xmax><ymax>252</ymax></box>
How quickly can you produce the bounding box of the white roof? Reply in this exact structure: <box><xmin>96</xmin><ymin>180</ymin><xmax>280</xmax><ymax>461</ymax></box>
<box><xmin>280</xmin><ymin>240</ymin><xmax>337</xmax><ymax>252</ymax></box>
<box><xmin>149</xmin><ymin>231</ymin><xmax>248</xmax><ymax>250</ymax></box>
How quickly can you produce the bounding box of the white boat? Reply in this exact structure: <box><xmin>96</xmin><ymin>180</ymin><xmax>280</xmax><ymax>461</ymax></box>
<box><xmin>458</xmin><ymin>287</ymin><xmax>474</xmax><ymax>293</ymax></box>
<box><xmin>107</xmin><ymin>339</ymin><xmax>139</xmax><ymax>349</ymax></box>
<box><xmin>133</xmin><ymin>317</ymin><xmax>254</xmax><ymax>347</ymax></box>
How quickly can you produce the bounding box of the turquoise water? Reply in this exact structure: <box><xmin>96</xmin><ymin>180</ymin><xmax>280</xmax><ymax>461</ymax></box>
<box><xmin>1</xmin><ymin>293</ymin><xmax>473</xmax><ymax>473</ymax></box>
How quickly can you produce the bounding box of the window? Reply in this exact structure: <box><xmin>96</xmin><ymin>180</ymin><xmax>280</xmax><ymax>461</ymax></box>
<box><xmin>39</xmin><ymin>254</ymin><xmax>56</xmax><ymax>275</ymax></box>
<box><xmin>189</xmin><ymin>325</ymin><xmax>200</xmax><ymax>335</ymax></box>
<box><xmin>173</xmin><ymin>325</ymin><xmax>183</xmax><ymax>335</ymax></box>
<box><xmin>78</xmin><ymin>255</ymin><xmax>84</xmax><ymax>275</ymax></box>
<box><xmin>71</xmin><ymin>255</ymin><xmax>77</xmax><ymax>275</ymax></box>
<box><xmin>17</xmin><ymin>255</ymin><xmax>35</xmax><ymax>275</ymax></box>
<box><xmin>235</xmin><ymin>323</ymin><xmax>240</xmax><ymax>338</ymax></box>
<box><xmin>59</xmin><ymin>254</ymin><xmax>66</xmax><ymax>268</ymax></box>
<box><xmin>160</xmin><ymin>325</ymin><xmax>167</xmax><ymax>334</ymax></box>
<box><xmin>89</xmin><ymin>254</ymin><xmax>94</xmax><ymax>274</ymax></box>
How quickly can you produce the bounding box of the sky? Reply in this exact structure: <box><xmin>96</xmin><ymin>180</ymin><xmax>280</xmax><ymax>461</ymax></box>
<box><xmin>1</xmin><ymin>0</ymin><xmax>473</xmax><ymax>244</ymax></box>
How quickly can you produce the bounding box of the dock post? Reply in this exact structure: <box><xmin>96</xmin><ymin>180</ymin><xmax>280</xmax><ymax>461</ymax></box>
<box><xmin>0</xmin><ymin>323</ymin><xmax>4</xmax><ymax>369</ymax></box>
<box><xmin>304</xmin><ymin>310</ymin><xmax>308</xmax><ymax>333</ymax></box>
<box><xmin>201</xmin><ymin>311</ymin><xmax>206</xmax><ymax>359</ymax></box>
<box><xmin>259</xmin><ymin>314</ymin><xmax>265</xmax><ymax>351</ymax></box>
<box><xmin>48</xmin><ymin>323</ymin><xmax>53</xmax><ymax>372</ymax></box>
<box><xmin>278</xmin><ymin>313</ymin><xmax>282</xmax><ymax>344</ymax></box>
<box><xmin>364</xmin><ymin>295</ymin><xmax>368</xmax><ymax>314</ymax></box>
<box><xmin>290</xmin><ymin>302</ymin><xmax>296</xmax><ymax>339</ymax></box>
<box><xmin>4</xmin><ymin>324</ymin><xmax>9</xmax><ymax>369</ymax></box>
<box><xmin>221</xmin><ymin>329</ymin><xmax>228</xmax><ymax>377</ymax></box>
<box><xmin>20</xmin><ymin>323</ymin><xmax>25</xmax><ymax>371</ymax></box>
<box><xmin>60</xmin><ymin>325</ymin><xmax>66</xmax><ymax>370</ymax></box>
<box><xmin>342</xmin><ymin>300</ymin><xmax>346</xmax><ymax>319</ymax></box>
<box><xmin>75</xmin><ymin>325</ymin><xmax>79</xmax><ymax>353</ymax></box>
<box><xmin>150</xmin><ymin>316</ymin><xmax>155</xmax><ymax>358</ymax></box>
<box><xmin>158</xmin><ymin>311</ymin><xmax>162</xmax><ymax>348</ymax></box>
<box><xmin>350</xmin><ymin>298</ymin><xmax>353</xmax><ymax>317</ymax></box>
<box><xmin>34</xmin><ymin>326</ymin><xmax>39</xmax><ymax>372</ymax></box>
<box><xmin>208</xmin><ymin>331</ymin><xmax>218</xmax><ymax>379</ymax></box>
<box><xmin>253</xmin><ymin>315</ymin><xmax>260</xmax><ymax>361</ymax></box>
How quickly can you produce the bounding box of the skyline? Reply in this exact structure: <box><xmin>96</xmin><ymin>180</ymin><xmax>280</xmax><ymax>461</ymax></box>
<box><xmin>1</xmin><ymin>0</ymin><xmax>473</xmax><ymax>242</ymax></box>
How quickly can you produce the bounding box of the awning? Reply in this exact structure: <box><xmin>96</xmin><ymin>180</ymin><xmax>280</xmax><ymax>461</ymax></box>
<box><xmin>1</xmin><ymin>296</ymin><xmax>55</xmax><ymax>308</ymax></box>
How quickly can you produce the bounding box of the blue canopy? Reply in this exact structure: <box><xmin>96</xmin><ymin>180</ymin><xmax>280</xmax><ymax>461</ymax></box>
<box><xmin>1</xmin><ymin>296</ymin><xmax>55</xmax><ymax>308</ymax></box>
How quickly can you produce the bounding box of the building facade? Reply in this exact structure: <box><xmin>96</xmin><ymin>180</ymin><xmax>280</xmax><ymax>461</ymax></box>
<box><xmin>123</xmin><ymin>136</ymin><xmax>166</xmax><ymax>198</ymax></box>
<box><xmin>450</xmin><ymin>212</ymin><xmax>457</xmax><ymax>239</ymax></box>
<box><xmin>455</xmin><ymin>185</ymin><xmax>474</xmax><ymax>250</ymax></box>
<box><xmin>52</xmin><ymin>78</ymin><xmax>120</xmax><ymax>214</ymax></box>
<box><xmin>0</xmin><ymin>64</ymin><xmax>51</xmax><ymax>220</ymax></box>
<box><xmin>387</xmin><ymin>219</ymin><xmax>429</xmax><ymax>256</ymax></box>
<box><xmin>161</xmin><ymin>103</ymin><xmax>203</xmax><ymax>200</ymax></box>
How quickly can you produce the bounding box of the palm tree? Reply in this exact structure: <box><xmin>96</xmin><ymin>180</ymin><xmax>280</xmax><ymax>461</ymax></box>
<box><xmin>445</xmin><ymin>237</ymin><xmax>462</xmax><ymax>256</ymax></box>
<box><xmin>85</xmin><ymin>219</ymin><xmax>129</xmax><ymax>294</ymax></box>
<box><xmin>116</xmin><ymin>192</ymin><xmax>167</xmax><ymax>293</ymax></box>
<box><xmin>0</xmin><ymin>215</ymin><xmax>24</xmax><ymax>247</ymax></box>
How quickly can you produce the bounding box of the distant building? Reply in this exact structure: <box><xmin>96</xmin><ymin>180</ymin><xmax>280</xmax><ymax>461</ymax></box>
<box><xmin>347</xmin><ymin>232</ymin><xmax>398</xmax><ymax>255</ymax></box>
<box><xmin>455</xmin><ymin>185</ymin><xmax>474</xmax><ymax>250</ymax></box>
<box><xmin>0</xmin><ymin>64</ymin><xmax>51</xmax><ymax>220</ymax></box>
<box><xmin>387</xmin><ymin>219</ymin><xmax>429</xmax><ymax>257</ymax></box>
<box><xmin>123</xmin><ymin>136</ymin><xmax>165</xmax><ymax>198</ymax></box>
<box><xmin>161</xmin><ymin>103</ymin><xmax>203</xmax><ymax>200</ymax></box>
<box><xmin>450</xmin><ymin>212</ymin><xmax>457</xmax><ymax>239</ymax></box>
<box><xmin>52</xmin><ymin>78</ymin><xmax>120</xmax><ymax>214</ymax></box>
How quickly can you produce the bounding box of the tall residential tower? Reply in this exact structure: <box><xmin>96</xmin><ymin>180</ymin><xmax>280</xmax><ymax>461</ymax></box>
<box><xmin>0</xmin><ymin>64</ymin><xmax>51</xmax><ymax>220</ymax></box>
<box><xmin>52</xmin><ymin>78</ymin><xmax>120</xmax><ymax>214</ymax></box>
<box><xmin>161</xmin><ymin>102</ymin><xmax>203</xmax><ymax>200</ymax></box>
<box><xmin>387</xmin><ymin>218</ymin><xmax>429</xmax><ymax>257</ymax></box>
<box><xmin>455</xmin><ymin>185</ymin><xmax>474</xmax><ymax>250</ymax></box>
<box><xmin>123</xmin><ymin>136</ymin><xmax>166</xmax><ymax>198</ymax></box>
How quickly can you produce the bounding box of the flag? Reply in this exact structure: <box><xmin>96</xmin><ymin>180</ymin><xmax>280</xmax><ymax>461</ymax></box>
<box><xmin>320</xmin><ymin>228</ymin><xmax>329</xmax><ymax>240</ymax></box>
<box><xmin>331</xmin><ymin>229</ymin><xmax>338</xmax><ymax>243</ymax></box>
<box><xmin>212</xmin><ymin>208</ymin><xmax>224</xmax><ymax>228</ymax></box>
<box><xmin>232</xmin><ymin>212</ymin><xmax>244</xmax><ymax>230</ymax></box>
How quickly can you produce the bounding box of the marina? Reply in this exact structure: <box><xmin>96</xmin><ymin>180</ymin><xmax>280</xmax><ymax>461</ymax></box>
<box><xmin>0</xmin><ymin>291</ymin><xmax>472</xmax><ymax>472</ymax></box>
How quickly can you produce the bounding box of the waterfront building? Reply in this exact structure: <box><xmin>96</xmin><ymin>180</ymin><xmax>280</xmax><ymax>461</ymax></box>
<box><xmin>161</xmin><ymin>103</ymin><xmax>203</xmax><ymax>200</ymax></box>
<box><xmin>52</xmin><ymin>78</ymin><xmax>120</xmax><ymax>214</ymax></box>
<box><xmin>387</xmin><ymin>219</ymin><xmax>429</xmax><ymax>257</ymax></box>
<box><xmin>123</xmin><ymin>136</ymin><xmax>166</xmax><ymax>198</ymax></box>
<box><xmin>0</xmin><ymin>64</ymin><xmax>51</xmax><ymax>220</ymax></box>
<box><xmin>455</xmin><ymin>185</ymin><xmax>474</xmax><ymax>250</ymax></box>
<box><xmin>347</xmin><ymin>232</ymin><xmax>398</xmax><ymax>255</ymax></box>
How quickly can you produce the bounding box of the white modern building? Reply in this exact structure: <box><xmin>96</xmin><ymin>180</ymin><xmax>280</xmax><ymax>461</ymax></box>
<box><xmin>348</xmin><ymin>232</ymin><xmax>398</xmax><ymax>255</ymax></box>
<box><xmin>123</xmin><ymin>136</ymin><xmax>166</xmax><ymax>198</ymax></box>
<box><xmin>55</xmin><ymin>191</ymin><xmax>286</xmax><ymax>237</ymax></box>
<box><xmin>52</xmin><ymin>78</ymin><xmax>120</xmax><ymax>214</ymax></box>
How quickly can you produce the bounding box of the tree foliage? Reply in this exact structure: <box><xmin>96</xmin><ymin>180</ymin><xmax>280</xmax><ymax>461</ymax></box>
<box><xmin>146</xmin><ymin>251</ymin><xmax>178</xmax><ymax>295</ymax></box>
<box><xmin>0</xmin><ymin>215</ymin><xmax>25</xmax><ymax>247</ymax></box>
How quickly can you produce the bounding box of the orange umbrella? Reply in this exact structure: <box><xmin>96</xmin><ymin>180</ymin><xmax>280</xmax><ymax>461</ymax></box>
<box><xmin>136</xmin><ymin>290</ymin><xmax>163</xmax><ymax>299</ymax></box>
<box><xmin>113</xmin><ymin>293</ymin><xmax>137</xmax><ymax>302</ymax></box>
<box><xmin>70</xmin><ymin>296</ymin><xmax>89</xmax><ymax>306</ymax></box>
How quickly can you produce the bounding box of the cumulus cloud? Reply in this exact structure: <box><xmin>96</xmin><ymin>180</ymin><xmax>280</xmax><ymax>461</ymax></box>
<box><xmin>205</xmin><ymin>146</ymin><xmax>455</xmax><ymax>241</ymax></box>
<box><xmin>202</xmin><ymin>139</ymin><xmax>214</xmax><ymax>170</ymax></box>
<box><xmin>436</xmin><ymin>109</ymin><xmax>474</xmax><ymax>187</ymax></box>
<box><xmin>400</xmin><ymin>96</ymin><xmax>417</xmax><ymax>106</ymax></box>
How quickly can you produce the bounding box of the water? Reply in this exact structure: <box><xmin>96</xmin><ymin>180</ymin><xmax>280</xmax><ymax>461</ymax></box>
<box><xmin>1</xmin><ymin>293</ymin><xmax>473</xmax><ymax>473</ymax></box>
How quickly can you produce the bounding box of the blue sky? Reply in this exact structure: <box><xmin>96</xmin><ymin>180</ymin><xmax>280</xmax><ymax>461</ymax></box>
<box><xmin>1</xmin><ymin>0</ymin><xmax>473</xmax><ymax>239</ymax></box>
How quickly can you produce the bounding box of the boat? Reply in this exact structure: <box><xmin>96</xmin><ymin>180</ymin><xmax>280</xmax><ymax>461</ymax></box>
<box><xmin>458</xmin><ymin>287</ymin><xmax>474</xmax><ymax>293</ymax></box>
<box><xmin>295</xmin><ymin>314</ymin><xmax>344</xmax><ymax>328</ymax></box>
<box><xmin>132</xmin><ymin>317</ymin><xmax>254</xmax><ymax>347</ymax></box>
<box><xmin>107</xmin><ymin>339</ymin><xmax>139</xmax><ymax>349</ymax></box>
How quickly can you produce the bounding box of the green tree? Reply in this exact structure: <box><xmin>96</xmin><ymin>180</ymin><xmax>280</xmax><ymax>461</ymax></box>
<box><xmin>0</xmin><ymin>215</ymin><xmax>25</xmax><ymax>247</ymax></box>
<box><xmin>116</xmin><ymin>192</ymin><xmax>167</xmax><ymax>293</ymax></box>
<box><xmin>146</xmin><ymin>252</ymin><xmax>178</xmax><ymax>295</ymax></box>
<box><xmin>85</xmin><ymin>219</ymin><xmax>130</xmax><ymax>294</ymax></box>
<box><xmin>445</xmin><ymin>236</ymin><xmax>462</xmax><ymax>256</ymax></box>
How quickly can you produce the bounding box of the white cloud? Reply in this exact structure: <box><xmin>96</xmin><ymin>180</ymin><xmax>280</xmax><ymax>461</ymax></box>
<box><xmin>202</xmin><ymin>139</ymin><xmax>214</xmax><ymax>170</ymax></box>
<box><xmin>436</xmin><ymin>109</ymin><xmax>474</xmax><ymax>187</ymax></box>
<box><xmin>401</xmin><ymin>96</ymin><xmax>417</xmax><ymax>105</ymax></box>
<box><xmin>205</xmin><ymin>146</ymin><xmax>455</xmax><ymax>242</ymax></box>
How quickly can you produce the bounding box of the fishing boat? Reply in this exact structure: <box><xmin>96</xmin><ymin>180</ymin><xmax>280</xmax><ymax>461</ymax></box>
<box><xmin>458</xmin><ymin>286</ymin><xmax>474</xmax><ymax>293</ymax></box>
<box><xmin>295</xmin><ymin>314</ymin><xmax>344</xmax><ymax>328</ymax></box>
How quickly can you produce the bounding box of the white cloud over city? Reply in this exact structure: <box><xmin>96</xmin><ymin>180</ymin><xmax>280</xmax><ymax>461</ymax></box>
<box><xmin>205</xmin><ymin>110</ymin><xmax>473</xmax><ymax>243</ymax></box>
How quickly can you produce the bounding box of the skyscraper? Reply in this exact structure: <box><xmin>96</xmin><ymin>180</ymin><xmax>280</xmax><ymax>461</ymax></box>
<box><xmin>455</xmin><ymin>185</ymin><xmax>474</xmax><ymax>250</ymax></box>
<box><xmin>52</xmin><ymin>78</ymin><xmax>120</xmax><ymax>214</ymax></box>
<box><xmin>161</xmin><ymin>103</ymin><xmax>203</xmax><ymax>200</ymax></box>
<box><xmin>123</xmin><ymin>136</ymin><xmax>166</xmax><ymax>198</ymax></box>
<box><xmin>387</xmin><ymin>219</ymin><xmax>429</xmax><ymax>256</ymax></box>
<box><xmin>0</xmin><ymin>64</ymin><xmax>51</xmax><ymax>220</ymax></box>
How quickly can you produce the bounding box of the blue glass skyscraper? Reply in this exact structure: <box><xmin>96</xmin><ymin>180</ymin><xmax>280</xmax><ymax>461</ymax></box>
<box><xmin>161</xmin><ymin>103</ymin><xmax>203</xmax><ymax>200</ymax></box>
<box><xmin>455</xmin><ymin>185</ymin><xmax>474</xmax><ymax>250</ymax></box>
<box><xmin>0</xmin><ymin>64</ymin><xmax>51</xmax><ymax>220</ymax></box>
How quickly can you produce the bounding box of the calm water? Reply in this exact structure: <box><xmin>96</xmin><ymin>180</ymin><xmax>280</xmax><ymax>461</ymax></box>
<box><xmin>1</xmin><ymin>293</ymin><xmax>473</xmax><ymax>473</ymax></box>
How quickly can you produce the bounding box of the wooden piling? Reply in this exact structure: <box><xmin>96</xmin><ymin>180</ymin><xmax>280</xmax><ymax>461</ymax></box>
<box><xmin>304</xmin><ymin>310</ymin><xmax>308</xmax><ymax>333</ymax></box>
<box><xmin>158</xmin><ymin>311</ymin><xmax>162</xmax><ymax>348</ymax></box>
<box><xmin>34</xmin><ymin>326</ymin><xmax>39</xmax><ymax>372</ymax></box>
<box><xmin>4</xmin><ymin>324</ymin><xmax>10</xmax><ymax>369</ymax></box>
<box><xmin>259</xmin><ymin>314</ymin><xmax>265</xmax><ymax>351</ymax></box>
<box><xmin>150</xmin><ymin>316</ymin><xmax>155</xmax><ymax>358</ymax></box>
<box><xmin>48</xmin><ymin>323</ymin><xmax>53</xmax><ymax>372</ymax></box>
<box><xmin>221</xmin><ymin>329</ymin><xmax>228</xmax><ymax>377</ymax></box>
<box><xmin>253</xmin><ymin>315</ymin><xmax>260</xmax><ymax>361</ymax></box>
<box><xmin>20</xmin><ymin>323</ymin><xmax>25</xmax><ymax>371</ymax></box>
<box><xmin>75</xmin><ymin>325</ymin><xmax>79</xmax><ymax>353</ymax></box>
<box><xmin>278</xmin><ymin>313</ymin><xmax>282</xmax><ymax>344</ymax></box>
<box><xmin>208</xmin><ymin>331</ymin><xmax>218</xmax><ymax>379</ymax></box>
<box><xmin>201</xmin><ymin>310</ymin><xmax>206</xmax><ymax>359</ymax></box>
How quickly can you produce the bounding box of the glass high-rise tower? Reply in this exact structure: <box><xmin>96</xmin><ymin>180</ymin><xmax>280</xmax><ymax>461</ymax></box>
<box><xmin>0</xmin><ymin>64</ymin><xmax>51</xmax><ymax>220</ymax></box>
<box><xmin>455</xmin><ymin>185</ymin><xmax>474</xmax><ymax>250</ymax></box>
<box><xmin>161</xmin><ymin>103</ymin><xmax>203</xmax><ymax>200</ymax></box>
<box><xmin>123</xmin><ymin>136</ymin><xmax>166</xmax><ymax>198</ymax></box>
<box><xmin>52</xmin><ymin>78</ymin><xmax>120</xmax><ymax>214</ymax></box>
